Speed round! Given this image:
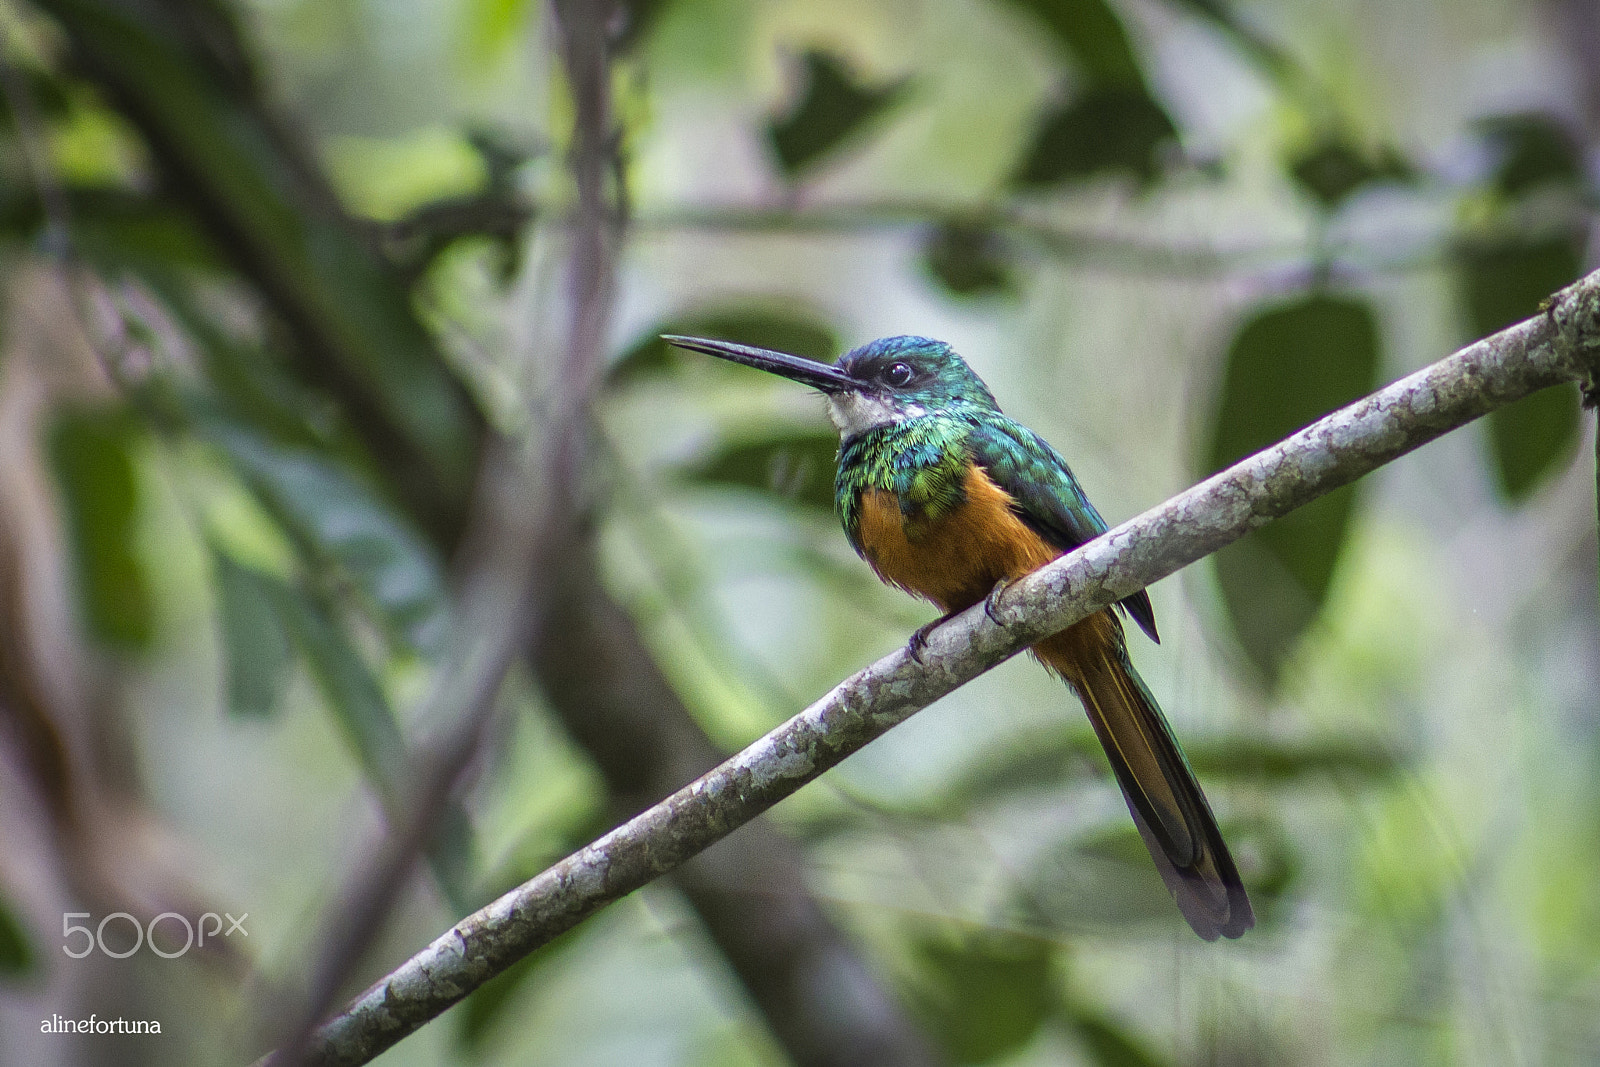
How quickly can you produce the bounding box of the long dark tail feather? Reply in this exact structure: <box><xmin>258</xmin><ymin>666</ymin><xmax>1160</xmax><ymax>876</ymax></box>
<box><xmin>1040</xmin><ymin>619</ymin><xmax>1253</xmax><ymax>941</ymax></box>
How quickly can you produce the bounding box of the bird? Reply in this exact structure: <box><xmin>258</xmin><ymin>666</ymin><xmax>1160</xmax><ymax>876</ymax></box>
<box><xmin>664</xmin><ymin>332</ymin><xmax>1253</xmax><ymax>941</ymax></box>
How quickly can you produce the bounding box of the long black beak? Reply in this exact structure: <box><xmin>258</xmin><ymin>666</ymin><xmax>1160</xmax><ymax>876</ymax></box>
<box><xmin>662</xmin><ymin>335</ymin><xmax>857</xmax><ymax>393</ymax></box>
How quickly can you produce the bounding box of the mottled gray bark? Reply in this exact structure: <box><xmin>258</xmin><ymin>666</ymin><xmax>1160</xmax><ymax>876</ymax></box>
<box><xmin>285</xmin><ymin>275</ymin><xmax>1600</xmax><ymax>1067</ymax></box>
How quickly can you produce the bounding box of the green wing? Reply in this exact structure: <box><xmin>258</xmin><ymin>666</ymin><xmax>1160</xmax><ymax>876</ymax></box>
<box><xmin>968</xmin><ymin>416</ymin><xmax>1159</xmax><ymax>642</ymax></box>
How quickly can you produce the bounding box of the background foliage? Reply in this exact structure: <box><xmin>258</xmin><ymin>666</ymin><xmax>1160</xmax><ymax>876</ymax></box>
<box><xmin>0</xmin><ymin>0</ymin><xmax>1596</xmax><ymax>1064</ymax></box>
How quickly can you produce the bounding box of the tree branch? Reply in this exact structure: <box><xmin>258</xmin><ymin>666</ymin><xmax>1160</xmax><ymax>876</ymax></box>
<box><xmin>632</xmin><ymin>202</ymin><xmax>1588</xmax><ymax>277</ymax></box>
<box><xmin>280</xmin><ymin>266</ymin><xmax>1600</xmax><ymax>1067</ymax></box>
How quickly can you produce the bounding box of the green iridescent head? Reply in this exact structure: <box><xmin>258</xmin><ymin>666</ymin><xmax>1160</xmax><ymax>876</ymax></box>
<box><xmin>662</xmin><ymin>333</ymin><xmax>999</xmax><ymax>438</ymax></box>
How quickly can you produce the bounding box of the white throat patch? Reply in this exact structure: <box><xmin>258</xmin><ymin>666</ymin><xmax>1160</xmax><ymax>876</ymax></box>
<box><xmin>826</xmin><ymin>393</ymin><xmax>925</xmax><ymax>437</ymax></box>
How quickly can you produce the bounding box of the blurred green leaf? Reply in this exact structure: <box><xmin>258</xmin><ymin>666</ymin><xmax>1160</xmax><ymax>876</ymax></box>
<box><xmin>612</xmin><ymin>307</ymin><xmax>839</xmax><ymax>383</ymax></box>
<box><xmin>1184</xmin><ymin>734</ymin><xmax>1405</xmax><ymax>783</ymax></box>
<box><xmin>1485</xmin><ymin>385</ymin><xmax>1582</xmax><ymax>501</ymax></box>
<box><xmin>196</xmin><ymin>414</ymin><xmax>450</xmax><ymax>652</ymax></box>
<box><xmin>0</xmin><ymin>63</ymin><xmax>73</xmax><ymax>127</ymax></box>
<box><xmin>1034</xmin><ymin>815</ymin><xmax>1296</xmax><ymax>933</ymax></box>
<box><xmin>936</xmin><ymin>727</ymin><xmax>1104</xmax><ymax>812</ymax></box>
<box><xmin>1457</xmin><ymin>237</ymin><xmax>1583</xmax><ymax>500</ymax></box>
<box><xmin>461</xmin><ymin>0</ymin><xmax>533</xmax><ymax>60</ymax></box>
<box><xmin>992</xmin><ymin>0</ymin><xmax>1143</xmax><ymax>85</ymax></box>
<box><xmin>922</xmin><ymin>220</ymin><xmax>1017</xmax><ymax>298</ymax></box>
<box><xmin>1475</xmin><ymin>113</ymin><xmax>1586</xmax><ymax>199</ymax></box>
<box><xmin>34</xmin><ymin>0</ymin><xmax>484</xmax><ymax>541</ymax></box>
<box><xmin>456</xmin><ymin>926</ymin><xmax>584</xmax><ymax>1051</ymax></box>
<box><xmin>685</xmin><ymin>429</ymin><xmax>840</xmax><ymax>510</ymax></box>
<box><xmin>1288</xmin><ymin>135</ymin><xmax>1412</xmax><ymax>211</ymax></box>
<box><xmin>1071</xmin><ymin>821</ymin><xmax>1166</xmax><ymax>868</ymax></box>
<box><xmin>49</xmin><ymin>404</ymin><xmax>153</xmax><ymax>650</ymax></box>
<box><xmin>936</xmin><ymin>725</ymin><xmax>1400</xmax><ymax>817</ymax></box>
<box><xmin>1024</xmin><ymin>838</ymin><xmax>1177</xmax><ymax>927</ymax></box>
<box><xmin>210</xmin><ymin>546</ymin><xmax>294</xmax><ymax>719</ymax></box>
<box><xmin>1457</xmin><ymin>212</ymin><xmax>1582</xmax><ymax>339</ymax></box>
<box><xmin>272</xmin><ymin>583</ymin><xmax>408</xmax><ymax>786</ymax></box>
<box><xmin>911</xmin><ymin>927</ymin><xmax>1053</xmax><ymax>1064</ymax></box>
<box><xmin>1065</xmin><ymin>1007</ymin><xmax>1166</xmax><ymax>1067</ymax></box>
<box><xmin>1206</xmin><ymin>294</ymin><xmax>1380</xmax><ymax>685</ymax></box>
<box><xmin>1023</xmin><ymin>835</ymin><xmax>1175</xmax><ymax>927</ymax></box>
<box><xmin>1160</xmin><ymin>0</ymin><xmax>1297</xmax><ymax>82</ymax></box>
<box><xmin>1236</xmin><ymin>816</ymin><xmax>1299</xmax><ymax>915</ymax></box>
<box><xmin>1013</xmin><ymin>86</ymin><xmax>1177</xmax><ymax>189</ymax></box>
<box><xmin>69</xmin><ymin>190</ymin><xmax>227</xmax><ymax>277</ymax></box>
<box><xmin>377</xmin><ymin>129</ymin><xmax>537</xmax><ymax>281</ymax></box>
<box><xmin>271</xmin><ymin>579</ymin><xmax>475</xmax><ymax>909</ymax></box>
<box><xmin>0</xmin><ymin>891</ymin><xmax>34</xmax><ymax>980</ymax></box>
<box><xmin>167</xmin><ymin>296</ymin><xmax>346</xmax><ymax>456</ymax></box>
<box><xmin>768</xmin><ymin>50</ymin><xmax>906</xmax><ymax>177</ymax></box>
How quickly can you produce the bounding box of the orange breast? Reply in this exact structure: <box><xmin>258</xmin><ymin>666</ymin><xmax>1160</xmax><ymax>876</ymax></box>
<box><xmin>855</xmin><ymin>462</ymin><xmax>1123</xmax><ymax>677</ymax></box>
<box><xmin>855</xmin><ymin>463</ymin><xmax>1060</xmax><ymax>613</ymax></box>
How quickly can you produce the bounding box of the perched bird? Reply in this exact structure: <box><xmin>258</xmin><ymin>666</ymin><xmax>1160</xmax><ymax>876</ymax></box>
<box><xmin>665</xmin><ymin>333</ymin><xmax>1253</xmax><ymax>941</ymax></box>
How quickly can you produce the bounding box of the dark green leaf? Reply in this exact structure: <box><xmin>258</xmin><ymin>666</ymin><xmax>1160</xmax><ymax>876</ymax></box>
<box><xmin>1066</xmin><ymin>1008</ymin><xmax>1166</xmax><ymax>1067</ymax></box>
<box><xmin>1475</xmin><ymin>113</ymin><xmax>1585</xmax><ymax>199</ymax></box>
<box><xmin>685</xmin><ymin>429</ymin><xmax>840</xmax><ymax>510</ymax></box>
<box><xmin>49</xmin><ymin>405</ymin><xmax>154</xmax><ymax>650</ymax></box>
<box><xmin>195</xmin><ymin>413</ymin><xmax>450</xmax><ymax>652</ymax></box>
<box><xmin>210</xmin><ymin>546</ymin><xmax>294</xmax><ymax>719</ymax></box>
<box><xmin>1458</xmin><ymin>237</ymin><xmax>1581</xmax><ymax>338</ymax></box>
<box><xmin>611</xmin><ymin>307</ymin><xmax>839</xmax><ymax>384</ymax></box>
<box><xmin>1288</xmin><ymin>135</ymin><xmax>1413</xmax><ymax>211</ymax></box>
<box><xmin>992</xmin><ymin>0</ymin><xmax>1144</xmax><ymax>86</ymax></box>
<box><xmin>1206</xmin><ymin>295</ymin><xmax>1381</xmax><ymax>685</ymax></box>
<box><xmin>0</xmin><ymin>891</ymin><xmax>34</xmax><ymax>979</ymax></box>
<box><xmin>768</xmin><ymin>50</ymin><xmax>906</xmax><ymax>177</ymax></box>
<box><xmin>911</xmin><ymin>927</ymin><xmax>1054</xmax><ymax>1064</ymax></box>
<box><xmin>1013</xmin><ymin>86</ymin><xmax>1177</xmax><ymax>189</ymax></box>
<box><xmin>922</xmin><ymin>220</ymin><xmax>1017</xmax><ymax>298</ymax></box>
<box><xmin>1485</xmin><ymin>385</ymin><xmax>1581</xmax><ymax>501</ymax></box>
<box><xmin>1457</xmin><ymin>237</ymin><xmax>1584</xmax><ymax>500</ymax></box>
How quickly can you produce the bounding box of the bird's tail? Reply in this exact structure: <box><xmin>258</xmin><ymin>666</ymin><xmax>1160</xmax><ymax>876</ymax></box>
<box><xmin>1035</xmin><ymin>613</ymin><xmax>1253</xmax><ymax>941</ymax></box>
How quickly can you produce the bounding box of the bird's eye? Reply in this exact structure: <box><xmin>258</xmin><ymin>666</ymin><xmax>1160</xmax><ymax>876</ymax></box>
<box><xmin>884</xmin><ymin>362</ymin><xmax>914</xmax><ymax>387</ymax></box>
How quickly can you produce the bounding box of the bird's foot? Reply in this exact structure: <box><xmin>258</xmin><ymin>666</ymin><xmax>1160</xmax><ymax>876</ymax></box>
<box><xmin>906</xmin><ymin>612</ymin><xmax>957</xmax><ymax>664</ymax></box>
<box><xmin>983</xmin><ymin>577</ymin><xmax>1020</xmax><ymax>626</ymax></box>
